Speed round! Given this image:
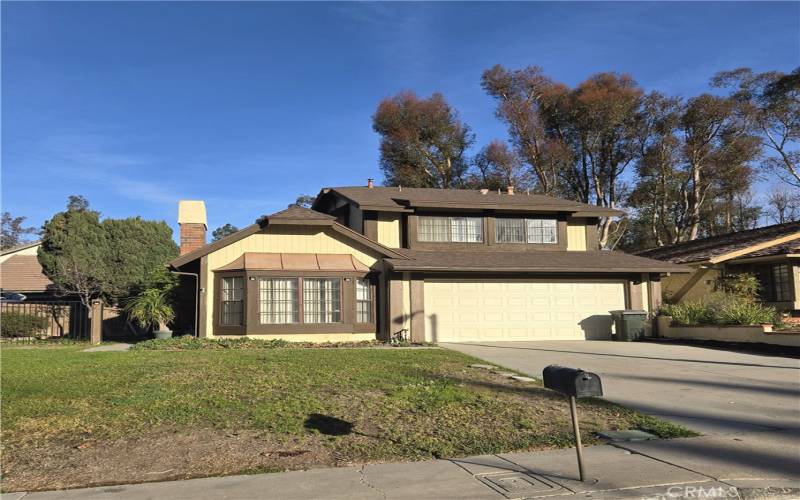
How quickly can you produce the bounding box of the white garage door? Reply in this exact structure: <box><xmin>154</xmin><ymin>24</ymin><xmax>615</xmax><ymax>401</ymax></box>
<box><xmin>424</xmin><ymin>279</ymin><xmax>626</xmax><ymax>342</ymax></box>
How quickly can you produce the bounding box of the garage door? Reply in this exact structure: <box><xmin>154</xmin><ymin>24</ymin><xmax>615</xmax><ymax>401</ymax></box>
<box><xmin>423</xmin><ymin>279</ymin><xmax>626</xmax><ymax>342</ymax></box>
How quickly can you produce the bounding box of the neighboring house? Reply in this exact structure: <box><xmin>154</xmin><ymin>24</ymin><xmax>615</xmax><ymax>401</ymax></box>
<box><xmin>169</xmin><ymin>183</ymin><xmax>686</xmax><ymax>343</ymax></box>
<box><xmin>638</xmin><ymin>222</ymin><xmax>800</xmax><ymax>315</ymax></box>
<box><xmin>0</xmin><ymin>242</ymin><xmax>58</xmax><ymax>300</ymax></box>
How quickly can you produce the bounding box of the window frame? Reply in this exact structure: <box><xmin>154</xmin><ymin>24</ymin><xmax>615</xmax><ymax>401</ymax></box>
<box><xmin>355</xmin><ymin>277</ymin><xmax>375</xmax><ymax>324</ymax></box>
<box><xmin>771</xmin><ymin>264</ymin><xmax>792</xmax><ymax>302</ymax></box>
<box><xmin>417</xmin><ymin>215</ymin><xmax>484</xmax><ymax>243</ymax></box>
<box><xmin>494</xmin><ymin>217</ymin><xmax>559</xmax><ymax>245</ymax></box>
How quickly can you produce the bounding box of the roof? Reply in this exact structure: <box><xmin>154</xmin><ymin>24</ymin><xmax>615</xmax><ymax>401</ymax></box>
<box><xmin>214</xmin><ymin>253</ymin><xmax>370</xmax><ymax>272</ymax></box>
<box><xmin>0</xmin><ymin>241</ymin><xmax>41</xmax><ymax>256</ymax></box>
<box><xmin>637</xmin><ymin>222</ymin><xmax>800</xmax><ymax>264</ymax></box>
<box><xmin>385</xmin><ymin>249</ymin><xmax>689</xmax><ymax>274</ymax></box>
<box><xmin>314</xmin><ymin>186</ymin><xmax>623</xmax><ymax>216</ymax></box>
<box><xmin>170</xmin><ymin>206</ymin><xmax>407</xmax><ymax>268</ymax></box>
<box><xmin>262</xmin><ymin>205</ymin><xmax>336</xmax><ymax>223</ymax></box>
<box><xmin>0</xmin><ymin>255</ymin><xmax>54</xmax><ymax>292</ymax></box>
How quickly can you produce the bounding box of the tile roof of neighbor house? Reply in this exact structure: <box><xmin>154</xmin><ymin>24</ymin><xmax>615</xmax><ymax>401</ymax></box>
<box><xmin>385</xmin><ymin>249</ymin><xmax>689</xmax><ymax>274</ymax></box>
<box><xmin>637</xmin><ymin>221</ymin><xmax>800</xmax><ymax>264</ymax></box>
<box><xmin>214</xmin><ymin>252</ymin><xmax>370</xmax><ymax>272</ymax></box>
<box><xmin>315</xmin><ymin>186</ymin><xmax>623</xmax><ymax>216</ymax></box>
<box><xmin>0</xmin><ymin>255</ymin><xmax>53</xmax><ymax>292</ymax></box>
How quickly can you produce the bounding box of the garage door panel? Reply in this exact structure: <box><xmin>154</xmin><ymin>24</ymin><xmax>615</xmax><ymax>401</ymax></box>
<box><xmin>424</xmin><ymin>279</ymin><xmax>626</xmax><ymax>342</ymax></box>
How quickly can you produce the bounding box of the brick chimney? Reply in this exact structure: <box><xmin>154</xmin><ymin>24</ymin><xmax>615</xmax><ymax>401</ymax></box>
<box><xmin>367</xmin><ymin>178</ymin><xmax>374</xmax><ymax>189</ymax></box>
<box><xmin>178</xmin><ymin>200</ymin><xmax>207</xmax><ymax>255</ymax></box>
<box><xmin>506</xmin><ymin>186</ymin><xmax>515</xmax><ymax>195</ymax></box>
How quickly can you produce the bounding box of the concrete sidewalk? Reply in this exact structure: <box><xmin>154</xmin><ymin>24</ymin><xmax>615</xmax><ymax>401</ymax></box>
<box><xmin>9</xmin><ymin>430</ymin><xmax>799</xmax><ymax>500</ymax></box>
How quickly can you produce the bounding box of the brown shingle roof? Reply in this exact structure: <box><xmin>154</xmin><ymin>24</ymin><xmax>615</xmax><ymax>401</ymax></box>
<box><xmin>265</xmin><ymin>205</ymin><xmax>336</xmax><ymax>221</ymax></box>
<box><xmin>385</xmin><ymin>249</ymin><xmax>688</xmax><ymax>274</ymax></box>
<box><xmin>0</xmin><ymin>255</ymin><xmax>53</xmax><ymax>292</ymax></box>
<box><xmin>315</xmin><ymin>186</ymin><xmax>622</xmax><ymax>216</ymax></box>
<box><xmin>637</xmin><ymin>222</ymin><xmax>800</xmax><ymax>264</ymax></box>
<box><xmin>214</xmin><ymin>252</ymin><xmax>370</xmax><ymax>272</ymax></box>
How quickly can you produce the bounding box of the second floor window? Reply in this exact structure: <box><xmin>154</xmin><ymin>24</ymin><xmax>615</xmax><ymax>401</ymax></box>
<box><xmin>495</xmin><ymin>218</ymin><xmax>558</xmax><ymax>244</ymax></box>
<box><xmin>418</xmin><ymin>216</ymin><xmax>483</xmax><ymax>243</ymax></box>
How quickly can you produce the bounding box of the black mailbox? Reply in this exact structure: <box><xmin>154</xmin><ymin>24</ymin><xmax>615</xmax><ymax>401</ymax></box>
<box><xmin>543</xmin><ymin>365</ymin><xmax>603</xmax><ymax>398</ymax></box>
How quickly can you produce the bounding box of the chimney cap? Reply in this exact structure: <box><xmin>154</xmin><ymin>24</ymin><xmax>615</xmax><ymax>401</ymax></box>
<box><xmin>178</xmin><ymin>200</ymin><xmax>207</xmax><ymax>229</ymax></box>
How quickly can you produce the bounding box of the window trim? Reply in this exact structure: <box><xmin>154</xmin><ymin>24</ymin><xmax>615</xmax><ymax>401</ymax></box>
<box><xmin>214</xmin><ymin>271</ymin><xmax>247</xmax><ymax>335</ymax></box>
<box><xmin>770</xmin><ymin>263</ymin><xmax>792</xmax><ymax>303</ymax></box>
<box><xmin>417</xmin><ymin>215</ymin><xmax>484</xmax><ymax>244</ymax></box>
<box><xmin>494</xmin><ymin>217</ymin><xmax>559</xmax><ymax>245</ymax></box>
<box><xmin>354</xmin><ymin>277</ymin><xmax>376</xmax><ymax>325</ymax></box>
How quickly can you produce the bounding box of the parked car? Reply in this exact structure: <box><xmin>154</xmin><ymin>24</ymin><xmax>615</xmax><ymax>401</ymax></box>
<box><xmin>0</xmin><ymin>291</ymin><xmax>27</xmax><ymax>302</ymax></box>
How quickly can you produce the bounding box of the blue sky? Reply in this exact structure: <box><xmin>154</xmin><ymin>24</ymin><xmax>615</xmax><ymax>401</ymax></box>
<box><xmin>2</xmin><ymin>2</ymin><xmax>798</xmax><ymax>238</ymax></box>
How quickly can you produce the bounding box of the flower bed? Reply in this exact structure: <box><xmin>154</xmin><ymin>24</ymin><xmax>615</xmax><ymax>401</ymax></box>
<box><xmin>129</xmin><ymin>335</ymin><xmax>430</xmax><ymax>351</ymax></box>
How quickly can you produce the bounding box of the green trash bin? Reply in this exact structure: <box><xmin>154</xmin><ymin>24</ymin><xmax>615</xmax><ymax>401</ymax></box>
<box><xmin>610</xmin><ymin>310</ymin><xmax>648</xmax><ymax>341</ymax></box>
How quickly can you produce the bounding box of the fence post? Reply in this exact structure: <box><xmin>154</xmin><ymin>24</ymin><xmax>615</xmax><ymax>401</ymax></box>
<box><xmin>90</xmin><ymin>300</ymin><xmax>103</xmax><ymax>344</ymax></box>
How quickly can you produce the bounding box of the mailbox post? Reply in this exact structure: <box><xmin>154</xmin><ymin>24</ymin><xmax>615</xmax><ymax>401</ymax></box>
<box><xmin>542</xmin><ymin>365</ymin><xmax>603</xmax><ymax>482</ymax></box>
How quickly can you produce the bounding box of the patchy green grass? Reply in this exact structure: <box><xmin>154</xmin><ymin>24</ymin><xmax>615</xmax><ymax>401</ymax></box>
<box><xmin>1</xmin><ymin>345</ymin><xmax>694</xmax><ymax>492</ymax></box>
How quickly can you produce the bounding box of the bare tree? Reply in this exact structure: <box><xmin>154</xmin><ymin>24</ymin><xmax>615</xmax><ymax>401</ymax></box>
<box><xmin>766</xmin><ymin>187</ymin><xmax>800</xmax><ymax>223</ymax></box>
<box><xmin>713</xmin><ymin>68</ymin><xmax>800</xmax><ymax>187</ymax></box>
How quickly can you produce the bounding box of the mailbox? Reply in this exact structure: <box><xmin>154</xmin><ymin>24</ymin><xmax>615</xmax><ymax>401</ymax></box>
<box><xmin>543</xmin><ymin>365</ymin><xmax>603</xmax><ymax>398</ymax></box>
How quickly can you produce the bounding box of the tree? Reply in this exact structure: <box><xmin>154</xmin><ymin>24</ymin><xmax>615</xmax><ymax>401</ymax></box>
<box><xmin>211</xmin><ymin>223</ymin><xmax>240</xmax><ymax>241</ymax></box>
<box><xmin>713</xmin><ymin>67</ymin><xmax>800</xmax><ymax>187</ymax></box>
<box><xmin>766</xmin><ymin>187</ymin><xmax>800</xmax><ymax>223</ymax></box>
<box><xmin>481</xmin><ymin>65</ymin><xmax>569</xmax><ymax>195</ymax></box>
<box><xmin>67</xmin><ymin>195</ymin><xmax>90</xmax><ymax>212</ymax></box>
<box><xmin>38</xmin><ymin>197</ymin><xmax>179</xmax><ymax>306</ymax></box>
<box><xmin>1</xmin><ymin>212</ymin><xmax>39</xmax><ymax>249</ymax></box>
<box><xmin>471</xmin><ymin>140</ymin><xmax>529</xmax><ymax>190</ymax></box>
<box><xmin>38</xmin><ymin>205</ymin><xmax>109</xmax><ymax>307</ymax></box>
<box><xmin>680</xmin><ymin>94</ymin><xmax>761</xmax><ymax>239</ymax></box>
<box><xmin>102</xmin><ymin>217</ymin><xmax>179</xmax><ymax>301</ymax></box>
<box><xmin>373</xmin><ymin>91</ymin><xmax>474</xmax><ymax>188</ymax></box>
<box><xmin>563</xmin><ymin>73</ymin><xmax>644</xmax><ymax>247</ymax></box>
<box><xmin>295</xmin><ymin>194</ymin><xmax>316</xmax><ymax>208</ymax></box>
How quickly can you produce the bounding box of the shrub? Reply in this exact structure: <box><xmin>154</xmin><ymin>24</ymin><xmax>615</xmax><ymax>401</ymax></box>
<box><xmin>714</xmin><ymin>272</ymin><xmax>760</xmax><ymax>299</ymax></box>
<box><xmin>717</xmin><ymin>300</ymin><xmax>776</xmax><ymax>326</ymax></box>
<box><xmin>659</xmin><ymin>292</ymin><xmax>776</xmax><ymax>326</ymax></box>
<box><xmin>1</xmin><ymin>311</ymin><xmax>50</xmax><ymax>338</ymax></box>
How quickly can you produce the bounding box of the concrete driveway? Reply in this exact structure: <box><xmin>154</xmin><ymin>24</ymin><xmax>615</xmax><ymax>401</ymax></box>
<box><xmin>442</xmin><ymin>341</ymin><xmax>800</xmax><ymax>435</ymax></box>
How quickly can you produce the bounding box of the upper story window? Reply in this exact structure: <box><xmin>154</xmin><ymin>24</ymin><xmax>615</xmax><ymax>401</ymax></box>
<box><xmin>495</xmin><ymin>218</ymin><xmax>558</xmax><ymax>244</ymax></box>
<box><xmin>418</xmin><ymin>216</ymin><xmax>483</xmax><ymax>243</ymax></box>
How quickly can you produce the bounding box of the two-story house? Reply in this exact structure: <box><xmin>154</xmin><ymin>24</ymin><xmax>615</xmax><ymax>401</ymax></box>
<box><xmin>169</xmin><ymin>183</ymin><xmax>686</xmax><ymax>343</ymax></box>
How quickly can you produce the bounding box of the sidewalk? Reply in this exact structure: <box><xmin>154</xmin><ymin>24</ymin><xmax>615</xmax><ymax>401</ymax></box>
<box><xmin>8</xmin><ymin>429</ymin><xmax>799</xmax><ymax>500</ymax></box>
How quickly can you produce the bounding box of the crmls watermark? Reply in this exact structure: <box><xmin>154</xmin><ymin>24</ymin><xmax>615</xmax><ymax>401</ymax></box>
<box><xmin>642</xmin><ymin>485</ymin><xmax>739</xmax><ymax>500</ymax></box>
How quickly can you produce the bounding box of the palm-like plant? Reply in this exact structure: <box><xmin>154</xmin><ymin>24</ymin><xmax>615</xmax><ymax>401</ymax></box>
<box><xmin>125</xmin><ymin>288</ymin><xmax>175</xmax><ymax>332</ymax></box>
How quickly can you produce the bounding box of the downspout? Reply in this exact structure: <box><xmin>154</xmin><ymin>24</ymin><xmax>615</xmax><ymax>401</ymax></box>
<box><xmin>169</xmin><ymin>267</ymin><xmax>200</xmax><ymax>338</ymax></box>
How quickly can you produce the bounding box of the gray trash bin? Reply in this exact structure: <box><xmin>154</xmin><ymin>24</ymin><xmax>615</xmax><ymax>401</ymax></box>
<box><xmin>610</xmin><ymin>310</ymin><xmax>648</xmax><ymax>341</ymax></box>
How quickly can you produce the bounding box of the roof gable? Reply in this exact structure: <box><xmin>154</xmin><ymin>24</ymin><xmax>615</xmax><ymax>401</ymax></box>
<box><xmin>170</xmin><ymin>206</ymin><xmax>407</xmax><ymax>268</ymax></box>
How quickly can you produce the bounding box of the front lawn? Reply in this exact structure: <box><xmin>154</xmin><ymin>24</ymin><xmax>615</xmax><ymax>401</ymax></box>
<box><xmin>1</xmin><ymin>345</ymin><xmax>693</xmax><ymax>491</ymax></box>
